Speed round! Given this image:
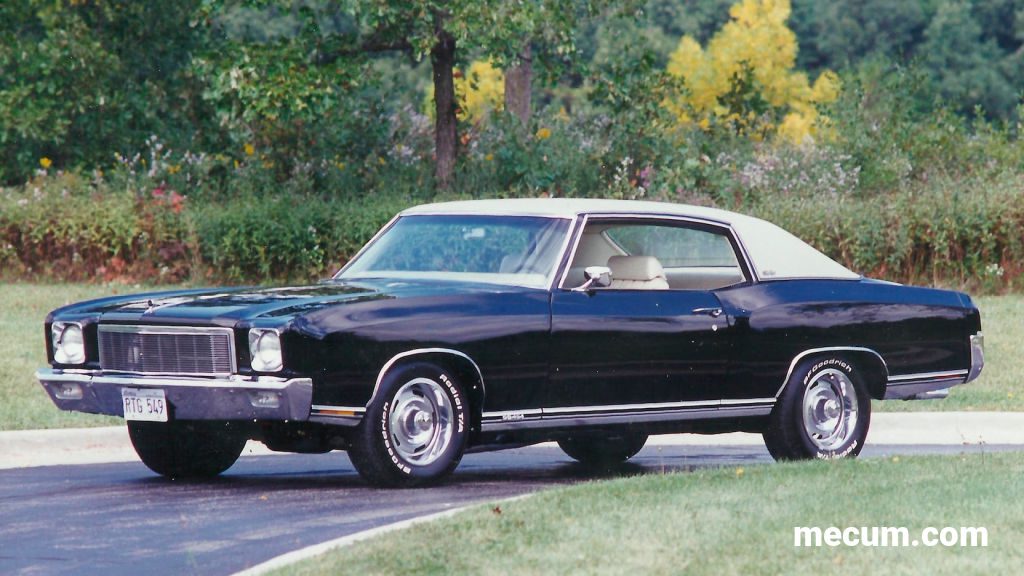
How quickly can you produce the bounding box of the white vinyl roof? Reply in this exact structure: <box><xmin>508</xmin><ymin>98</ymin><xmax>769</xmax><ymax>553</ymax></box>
<box><xmin>402</xmin><ymin>199</ymin><xmax>860</xmax><ymax>281</ymax></box>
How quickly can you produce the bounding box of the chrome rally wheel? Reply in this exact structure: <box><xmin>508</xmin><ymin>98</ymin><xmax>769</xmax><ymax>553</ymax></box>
<box><xmin>388</xmin><ymin>378</ymin><xmax>454</xmax><ymax>466</ymax></box>
<box><xmin>801</xmin><ymin>368</ymin><xmax>860</xmax><ymax>451</ymax></box>
<box><xmin>348</xmin><ymin>362</ymin><xmax>469</xmax><ymax>487</ymax></box>
<box><xmin>763</xmin><ymin>355</ymin><xmax>871</xmax><ymax>461</ymax></box>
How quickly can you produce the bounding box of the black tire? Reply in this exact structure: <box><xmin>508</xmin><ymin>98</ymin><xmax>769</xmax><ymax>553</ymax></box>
<box><xmin>558</xmin><ymin>431</ymin><xmax>648</xmax><ymax>467</ymax></box>
<box><xmin>348</xmin><ymin>362</ymin><xmax>470</xmax><ymax>487</ymax></box>
<box><xmin>763</xmin><ymin>355</ymin><xmax>871</xmax><ymax>461</ymax></box>
<box><xmin>127</xmin><ymin>420</ymin><xmax>247</xmax><ymax>479</ymax></box>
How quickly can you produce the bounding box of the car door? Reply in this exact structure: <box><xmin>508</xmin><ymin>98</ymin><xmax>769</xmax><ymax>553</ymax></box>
<box><xmin>547</xmin><ymin>216</ymin><xmax>749</xmax><ymax>411</ymax></box>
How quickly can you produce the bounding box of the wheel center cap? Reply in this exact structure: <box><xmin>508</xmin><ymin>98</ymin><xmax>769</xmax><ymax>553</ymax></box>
<box><xmin>823</xmin><ymin>399</ymin><xmax>840</xmax><ymax>420</ymax></box>
<box><xmin>414</xmin><ymin>411</ymin><xmax>433</xmax><ymax>432</ymax></box>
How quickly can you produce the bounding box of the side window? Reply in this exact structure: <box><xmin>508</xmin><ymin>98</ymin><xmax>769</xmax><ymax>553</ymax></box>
<box><xmin>565</xmin><ymin>220</ymin><xmax>746</xmax><ymax>290</ymax></box>
<box><xmin>604</xmin><ymin>225</ymin><xmax>739</xmax><ymax>268</ymax></box>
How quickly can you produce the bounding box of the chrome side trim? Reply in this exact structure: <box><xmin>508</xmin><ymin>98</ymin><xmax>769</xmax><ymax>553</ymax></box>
<box><xmin>309</xmin><ymin>404</ymin><xmax>366</xmax><ymax>426</ymax></box>
<box><xmin>480</xmin><ymin>409</ymin><xmax>544</xmax><ymax>421</ymax></box>
<box><xmin>479</xmin><ymin>398</ymin><xmax>775</xmax><ymax>431</ymax></box>
<box><xmin>367</xmin><ymin>348</ymin><xmax>486</xmax><ymax>408</ymax></box>
<box><xmin>721</xmin><ymin>397</ymin><xmax>775</xmax><ymax>405</ymax></box>
<box><xmin>776</xmin><ymin>347</ymin><xmax>889</xmax><ymax>398</ymax></box>
<box><xmin>481</xmin><ymin>404</ymin><xmax>772</xmax><ymax>432</ymax></box>
<box><xmin>887</xmin><ymin>369</ymin><xmax>968</xmax><ymax>383</ymax></box>
<box><xmin>311</xmin><ymin>404</ymin><xmax>366</xmax><ymax>414</ymax></box>
<box><xmin>884</xmin><ymin>379</ymin><xmax>966</xmax><ymax>400</ymax></box>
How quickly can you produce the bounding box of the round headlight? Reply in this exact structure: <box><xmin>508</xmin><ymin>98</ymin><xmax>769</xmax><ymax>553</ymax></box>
<box><xmin>52</xmin><ymin>322</ymin><xmax>86</xmax><ymax>365</ymax></box>
<box><xmin>249</xmin><ymin>329</ymin><xmax>283</xmax><ymax>372</ymax></box>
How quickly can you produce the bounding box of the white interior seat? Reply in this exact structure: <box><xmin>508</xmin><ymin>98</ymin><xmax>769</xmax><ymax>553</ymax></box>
<box><xmin>607</xmin><ymin>255</ymin><xmax>669</xmax><ymax>290</ymax></box>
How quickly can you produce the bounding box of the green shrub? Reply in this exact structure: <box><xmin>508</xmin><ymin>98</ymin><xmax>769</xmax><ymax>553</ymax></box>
<box><xmin>0</xmin><ymin>172</ymin><xmax>193</xmax><ymax>281</ymax></box>
<box><xmin>192</xmin><ymin>194</ymin><xmax>406</xmax><ymax>282</ymax></box>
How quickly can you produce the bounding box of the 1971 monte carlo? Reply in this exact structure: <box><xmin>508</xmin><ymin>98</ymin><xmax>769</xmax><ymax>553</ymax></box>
<box><xmin>38</xmin><ymin>199</ymin><xmax>984</xmax><ymax>486</ymax></box>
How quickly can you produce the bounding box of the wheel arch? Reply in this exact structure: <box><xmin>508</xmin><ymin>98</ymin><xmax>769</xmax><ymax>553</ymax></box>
<box><xmin>368</xmin><ymin>348</ymin><xmax>486</xmax><ymax>435</ymax></box>
<box><xmin>778</xmin><ymin>347</ymin><xmax>889</xmax><ymax>400</ymax></box>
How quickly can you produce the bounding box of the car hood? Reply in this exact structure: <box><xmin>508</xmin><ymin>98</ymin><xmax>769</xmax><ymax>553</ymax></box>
<box><xmin>53</xmin><ymin>279</ymin><xmax>531</xmax><ymax>326</ymax></box>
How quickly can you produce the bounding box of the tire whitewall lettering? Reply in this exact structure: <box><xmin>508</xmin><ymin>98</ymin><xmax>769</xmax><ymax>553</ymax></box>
<box><xmin>763</xmin><ymin>355</ymin><xmax>871</xmax><ymax>461</ymax></box>
<box><xmin>349</xmin><ymin>362</ymin><xmax>469</xmax><ymax>487</ymax></box>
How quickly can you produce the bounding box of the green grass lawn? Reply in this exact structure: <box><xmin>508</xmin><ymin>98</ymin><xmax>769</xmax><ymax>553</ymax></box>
<box><xmin>279</xmin><ymin>452</ymin><xmax>1024</xmax><ymax>575</ymax></box>
<box><xmin>0</xmin><ymin>284</ymin><xmax>1021</xmax><ymax>431</ymax></box>
<box><xmin>1</xmin><ymin>283</ymin><xmax>131</xmax><ymax>430</ymax></box>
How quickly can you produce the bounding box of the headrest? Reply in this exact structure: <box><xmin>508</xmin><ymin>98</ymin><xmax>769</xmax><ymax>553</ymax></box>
<box><xmin>607</xmin><ymin>255</ymin><xmax>666</xmax><ymax>281</ymax></box>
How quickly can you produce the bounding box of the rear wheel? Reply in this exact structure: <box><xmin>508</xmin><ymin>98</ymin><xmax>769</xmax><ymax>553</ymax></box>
<box><xmin>763</xmin><ymin>355</ymin><xmax>871</xmax><ymax>461</ymax></box>
<box><xmin>558</xmin><ymin>432</ymin><xmax>648</xmax><ymax>467</ymax></box>
<box><xmin>348</xmin><ymin>362</ymin><xmax>470</xmax><ymax>487</ymax></box>
<box><xmin>127</xmin><ymin>420</ymin><xmax>246</xmax><ymax>479</ymax></box>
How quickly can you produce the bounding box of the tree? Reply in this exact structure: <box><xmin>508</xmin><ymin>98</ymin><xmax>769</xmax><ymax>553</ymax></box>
<box><xmin>664</xmin><ymin>0</ymin><xmax>840</xmax><ymax>144</ymax></box>
<box><xmin>923</xmin><ymin>0</ymin><xmax>1018</xmax><ymax>118</ymax></box>
<box><xmin>200</xmin><ymin>1</ymin><xmax>610</xmax><ymax>190</ymax></box>
<box><xmin>0</xmin><ymin>0</ymin><xmax>211</xmax><ymax>184</ymax></box>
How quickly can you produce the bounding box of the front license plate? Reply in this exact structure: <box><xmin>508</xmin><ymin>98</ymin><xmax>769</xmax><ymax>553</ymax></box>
<box><xmin>121</xmin><ymin>388</ymin><xmax>168</xmax><ymax>422</ymax></box>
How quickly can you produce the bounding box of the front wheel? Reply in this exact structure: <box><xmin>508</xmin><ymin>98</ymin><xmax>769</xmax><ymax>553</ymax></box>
<box><xmin>558</xmin><ymin>432</ymin><xmax>648</xmax><ymax>467</ymax></box>
<box><xmin>763</xmin><ymin>355</ymin><xmax>871</xmax><ymax>461</ymax></box>
<box><xmin>127</xmin><ymin>420</ymin><xmax>247</xmax><ymax>479</ymax></box>
<box><xmin>347</xmin><ymin>362</ymin><xmax>470</xmax><ymax>487</ymax></box>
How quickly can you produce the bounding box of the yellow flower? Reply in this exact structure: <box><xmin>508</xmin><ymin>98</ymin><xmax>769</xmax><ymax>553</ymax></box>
<box><xmin>335</xmin><ymin>162</ymin><xmax>346</xmax><ymax>171</ymax></box>
<box><xmin>735</xmin><ymin>467</ymin><xmax>744</xmax><ymax>477</ymax></box>
<box><xmin>423</xmin><ymin>60</ymin><xmax>505</xmax><ymax>122</ymax></box>
<box><xmin>244</xmin><ymin>143</ymin><xmax>255</xmax><ymax>156</ymax></box>
<box><xmin>167</xmin><ymin>164</ymin><xmax>181</xmax><ymax>175</ymax></box>
<box><xmin>485</xmin><ymin>153</ymin><xmax>494</xmax><ymax>162</ymax></box>
<box><xmin>378</xmin><ymin>156</ymin><xmax>386</xmax><ymax>166</ymax></box>
<box><xmin>536</xmin><ymin>127</ymin><xmax>552</xmax><ymax>140</ymax></box>
<box><xmin>39</xmin><ymin>157</ymin><xmax>52</xmax><ymax>169</ymax></box>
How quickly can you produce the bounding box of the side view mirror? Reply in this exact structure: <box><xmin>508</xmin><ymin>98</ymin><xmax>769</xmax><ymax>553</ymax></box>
<box><xmin>573</xmin><ymin>266</ymin><xmax>612</xmax><ymax>292</ymax></box>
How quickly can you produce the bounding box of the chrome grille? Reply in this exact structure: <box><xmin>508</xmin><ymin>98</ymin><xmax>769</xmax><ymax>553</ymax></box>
<box><xmin>98</xmin><ymin>325</ymin><xmax>236</xmax><ymax>376</ymax></box>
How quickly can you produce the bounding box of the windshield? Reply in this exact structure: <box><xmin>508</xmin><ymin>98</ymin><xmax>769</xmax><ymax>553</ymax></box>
<box><xmin>337</xmin><ymin>214</ymin><xmax>572</xmax><ymax>288</ymax></box>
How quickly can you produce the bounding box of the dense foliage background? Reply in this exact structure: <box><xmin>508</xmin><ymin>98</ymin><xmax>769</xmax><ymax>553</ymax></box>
<box><xmin>1</xmin><ymin>0</ymin><xmax>1022</xmax><ymax>291</ymax></box>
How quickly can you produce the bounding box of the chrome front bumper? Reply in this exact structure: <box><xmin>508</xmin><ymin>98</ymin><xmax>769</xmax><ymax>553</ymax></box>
<box><xmin>37</xmin><ymin>369</ymin><xmax>313</xmax><ymax>422</ymax></box>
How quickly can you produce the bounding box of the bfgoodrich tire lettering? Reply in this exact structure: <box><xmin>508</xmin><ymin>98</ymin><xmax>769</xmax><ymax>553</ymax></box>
<box><xmin>763</xmin><ymin>355</ymin><xmax>871</xmax><ymax>461</ymax></box>
<box><xmin>127</xmin><ymin>420</ymin><xmax>246</xmax><ymax>479</ymax></box>
<box><xmin>348</xmin><ymin>362</ymin><xmax>469</xmax><ymax>487</ymax></box>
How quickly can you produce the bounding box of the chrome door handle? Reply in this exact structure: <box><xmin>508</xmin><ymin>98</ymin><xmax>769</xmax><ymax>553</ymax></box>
<box><xmin>691</xmin><ymin>307</ymin><xmax>723</xmax><ymax>318</ymax></box>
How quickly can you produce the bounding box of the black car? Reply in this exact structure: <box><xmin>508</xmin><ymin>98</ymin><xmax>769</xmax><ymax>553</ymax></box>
<box><xmin>38</xmin><ymin>199</ymin><xmax>984</xmax><ymax>486</ymax></box>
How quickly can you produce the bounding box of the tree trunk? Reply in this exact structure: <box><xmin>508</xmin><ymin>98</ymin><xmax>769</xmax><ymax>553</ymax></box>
<box><xmin>431</xmin><ymin>27</ymin><xmax>457</xmax><ymax>190</ymax></box>
<box><xmin>504</xmin><ymin>43</ymin><xmax>533</xmax><ymax>126</ymax></box>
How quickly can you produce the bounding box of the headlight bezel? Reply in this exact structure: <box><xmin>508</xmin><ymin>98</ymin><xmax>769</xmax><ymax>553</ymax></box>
<box><xmin>52</xmin><ymin>321</ymin><xmax>86</xmax><ymax>365</ymax></box>
<box><xmin>248</xmin><ymin>328</ymin><xmax>284</xmax><ymax>372</ymax></box>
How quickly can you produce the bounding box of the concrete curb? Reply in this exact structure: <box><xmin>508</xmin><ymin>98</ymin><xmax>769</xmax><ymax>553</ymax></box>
<box><xmin>3</xmin><ymin>412</ymin><xmax>1023</xmax><ymax>471</ymax></box>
